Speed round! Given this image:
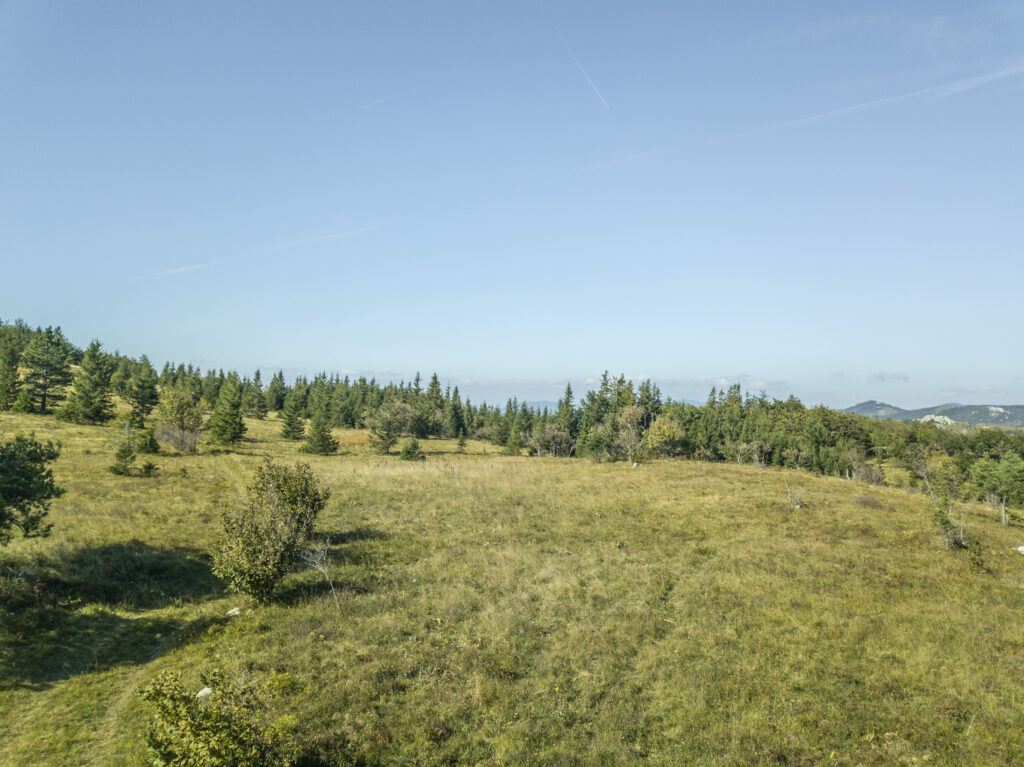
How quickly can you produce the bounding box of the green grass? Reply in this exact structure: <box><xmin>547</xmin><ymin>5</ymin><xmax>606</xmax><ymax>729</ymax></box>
<box><xmin>2</xmin><ymin>411</ymin><xmax>1024</xmax><ymax>765</ymax></box>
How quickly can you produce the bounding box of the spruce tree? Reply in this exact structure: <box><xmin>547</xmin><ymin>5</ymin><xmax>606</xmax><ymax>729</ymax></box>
<box><xmin>300</xmin><ymin>404</ymin><xmax>338</xmax><ymax>455</ymax></box>
<box><xmin>209</xmin><ymin>374</ymin><xmax>246</xmax><ymax>445</ymax></box>
<box><xmin>280</xmin><ymin>390</ymin><xmax>306</xmax><ymax>440</ymax></box>
<box><xmin>264</xmin><ymin>370</ymin><xmax>287</xmax><ymax>412</ymax></box>
<box><xmin>111</xmin><ymin>357</ymin><xmax>133</xmax><ymax>399</ymax></box>
<box><xmin>242</xmin><ymin>371</ymin><xmax>268</xmax><ymax>419</ymax></box>
<box><xmin>0</xmin><ymin>337</ymin><xmax>20</xmax><ymax>411</ymax></box>
<box><xmin>61</xmin><ymin>340</ymin><xmax>115</xmax><ymax>423</ymax></box>
<box><xmin>20</xmin><ymin>326</ymin><xmax>74</xmax><ymax>413</ymax></box>
<box><xmin>127</xmin><ymin>356</ymin><xmax>160</xmax><ymax>426</ymax></box>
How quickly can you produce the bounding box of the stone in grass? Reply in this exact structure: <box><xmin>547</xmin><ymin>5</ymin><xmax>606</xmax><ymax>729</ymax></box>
<box><xmin>226</xmin><ymin>606</ymin><xmax>242</xmax><ymax>617</ymax></box>
<box><xmin>196</xmin><ymin>686</ymin><xmax>213</xmax><ymax>699</ymax></box>
<box><xmin>1016</xmin><ymin>546</ymin><xmax>1024</xmax><ymax>555</ymax></box>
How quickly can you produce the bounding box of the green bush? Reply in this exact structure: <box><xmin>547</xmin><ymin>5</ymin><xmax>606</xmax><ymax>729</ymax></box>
<box><xmin>212</xmin><ymin>459</ymin><xmax>330</xmax><ymax>602</ymax></box>
<box><xmin>399</xmin><ymin>438</ymin><xmax>425</xmax><ymax>461</ymax></box>
<box><xmin>140</xmin><ymin>669</ymin><xmax>291</xmax><ymax>766</ymax></box>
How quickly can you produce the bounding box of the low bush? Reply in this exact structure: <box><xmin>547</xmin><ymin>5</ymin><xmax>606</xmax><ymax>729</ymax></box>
<box><xmin>212</xmin><ymin>459</ymin><xmax>330</xmax><ymax>603</ymax></box>
<box><xmin>140</xmin><ymin>668</ymin><xmax>292</xmax><ymax>767</ymax></box>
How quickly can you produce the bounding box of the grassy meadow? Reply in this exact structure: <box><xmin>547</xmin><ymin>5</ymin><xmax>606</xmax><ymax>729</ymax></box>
<box><xmin>2</xmin><ymin>411</ymin><xmax>1024</xmax><ymax>765</ymax></box>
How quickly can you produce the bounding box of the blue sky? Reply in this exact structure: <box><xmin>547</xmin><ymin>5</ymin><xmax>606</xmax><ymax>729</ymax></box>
<box><xmin>2</xmin><ymin>1</ymin><xmax>1022</xmax><ymax>408</ymax></box>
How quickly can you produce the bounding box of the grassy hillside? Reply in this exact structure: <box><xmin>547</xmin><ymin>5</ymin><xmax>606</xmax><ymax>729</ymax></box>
<box><xmin>2</xmin><ymin>412</ymin><xmax>1024</xmax><ymax>765</ymax></box>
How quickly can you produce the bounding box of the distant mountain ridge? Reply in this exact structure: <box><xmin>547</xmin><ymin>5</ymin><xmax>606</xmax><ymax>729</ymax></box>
<box><xmin>844</xmin><ymin>400</ymin><xmax>1024</xmax><ymax>427</ymax></box>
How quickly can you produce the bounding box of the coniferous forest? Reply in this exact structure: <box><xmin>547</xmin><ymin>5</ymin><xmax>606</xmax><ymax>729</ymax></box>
<box><xmin>3</xmin><ymin>318</ymin><xmax>1022</xmax><ymax>498</ymax></box>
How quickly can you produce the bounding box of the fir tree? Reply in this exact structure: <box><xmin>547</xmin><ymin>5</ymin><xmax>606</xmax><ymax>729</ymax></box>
<box><xmin>209</xmin><ymin>374</ymin><xmax>246</xmax><ymax>445</ymax></box>
<box><xmin>243</xmin><ymin>371</ymin><xmax>268</xmax><ymax>419</ymax></box>
<box><xmin>264</xmin><ymin>370</ymin><xmax>287</xmax><ymax>412</ymax></box>
<box><xmin>60</xmin><ymin>340</ymin><xmax>115</xmax><ymax>423</ymax></box>
<box><xmin>280</xmin><ymin>390</ymin><xmax>306</xmax><ymax>441</ymax></box>
<box><xmin>111</xmin><ymin>357</ymin><xmax>133</xmax><ymax>399</ymax></box>
<box><xmin>127</xmin><ymin>356</ymin><xmax>160</xmax><ymax>426</ymax></box>
<box><xmin>20</xmin><ymin>326</ymin><xmax>74</xmax><ymax>413</ymax></box>
<box><xmin>556</xmin><ymin>382</ymin><xmax>579</xmax><ymax>440</ymax></box>
<box><xmin>0</xmin><ymin>337</ymin><xmax>21</xmax><ymax>411</ymax></box>
<box><xmin>300</xmin><ymin>404</ymin><xmax>338</xmax><ymax>455</ymax></box>
<box><xmin>399</xmin><ymin>438</ymin><xmax>425</xmax><ymax>461</ymax></box>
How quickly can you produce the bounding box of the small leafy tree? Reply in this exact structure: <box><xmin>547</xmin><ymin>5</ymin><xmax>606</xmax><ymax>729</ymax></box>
<box><xmin>155</xmin><ymin>387</ymin><xmax>210</xmax><ymax>453</ymax></box>
<box><xmin>213</xmin><ymin>459</ymin><xmax>330</xmax><ymax>602</ymax></box>
<box><xmin>0</xmin><ymin>434</ymin><xmax>64</xmax><ymax>545</ymax></box>
<box><xmin>972</xmin><ymin>454</ymin><xmax>1024</xmax><ymax>526</ymax></box>
<box><xmin>140</xmin><ymin>668</ymin><xmax>292</xmax><ymax>767</ymax></box>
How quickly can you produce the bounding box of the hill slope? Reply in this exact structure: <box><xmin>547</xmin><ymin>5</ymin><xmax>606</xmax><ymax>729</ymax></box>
<box><xmin>845</xmin><ymin>400</ymin><xmax>1024</xmax><ymax>427</ymax></box>
<box><xmin>2</xmin><ymin>412</ymin><xmax>1024</xmax><ymax>765</ymax></box>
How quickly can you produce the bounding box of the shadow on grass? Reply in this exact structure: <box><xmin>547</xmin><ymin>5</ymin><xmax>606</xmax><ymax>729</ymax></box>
<box><xmin>319</xmin><ymin>527</ymin><xmax>389</xmax><ymax>546</ymax></box>
<box><xmin>51</xmin><ymin>540</ymin><xmax>223</xmax><ymax>610</ymax></box>
<box><xmin>275</xmin><ymin>526</ymin><xmax>388</xmax><ymax>605</ymax></box>
<box><xmin>0</xmin><ymin>606</ymin><xmax>225</xmax><ymax>691</ymax></box>
<box><xmin>0</xmin><ymin>541</ymin><xmax>227</xmax><ymax>690</ymax></box>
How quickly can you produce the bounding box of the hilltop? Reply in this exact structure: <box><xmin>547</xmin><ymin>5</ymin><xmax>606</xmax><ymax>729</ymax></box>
<box><xmin>845</xmin><ymin>400</ymin><xmax>1024</xmax><ymax>428</ymax></box>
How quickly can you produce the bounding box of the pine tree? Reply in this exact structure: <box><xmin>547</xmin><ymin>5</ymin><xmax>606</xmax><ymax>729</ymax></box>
<box><xmin>444</xmin><ymin>386</ymin><xmax>466</xmax><ymax>438</ymax></box>
<box><xmin>60</xmin><ymin>340</ymin><xmax>115</xmax><ymax>423</ymax></box>
<box><xmin>556</xmin><ymin>382</ymin><xmax>579</xmax><ymax>440</ymax></box>
<box><xmin>243</xmin><ymin>371</ymin><xmax>268</xmax><ymax>419</ymax></box>
<box><xmin>209</xmin><ymin>374</ymin><xmax>246</xmax><ymax>445</ymax></box>
<box><xmin>280</xmin><ymin>390</ymin><xmax>306</xmax><ymax>440</ymax></box>
<box><xmin>127</xmin><ymin>356</ymin><xmax>160</xmax><ymax>426</ymax></box>
<box><xmin>111</xmin><ymin>357</ymin><xmax>133</xmax><ymax>399</ymax></box>
<box><xmin>20</xmin><ymin>326</ymin><xmax>74</xmax><ymax>413</ymax></box>
<box><xmin>300</xmin><ymin>403</ymin><xmax>338</xmax><ymax>455</ymax></box>
<box><xmin>0</xmin><ymin>337</ymin><xmax>21</xmax><ymax>411</ymax></box>
<box><xmin>264</xmin><ymin>370</ymin><xmax>287</xmax><ymax>412</ymax></box>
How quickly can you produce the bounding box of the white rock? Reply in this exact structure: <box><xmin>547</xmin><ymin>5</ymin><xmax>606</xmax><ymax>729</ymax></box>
<box><xmin>1016</xmin><ymin>546</ymin><xmax>1024</xmax><ymax>555</ymax></box>
<box><xmin>632</xmin><ymin>462</ymin><xmax>638</xmax><ymax>468</ymax></box>
<box><xmin>196</xmin><ymin>686</ymin><xmax>213</xmax><ymax>699</ymax></box>
<box><xmin>226</xmin><ymin>607</ymin><xmax>241</xmax><ymax>617</ymax></box>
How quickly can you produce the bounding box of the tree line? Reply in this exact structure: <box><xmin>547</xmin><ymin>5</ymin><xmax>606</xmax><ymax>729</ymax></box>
<box><xmin>3</xmin><ymin>319</ymin><xmax>1023</xmax><ymax>518</ymax></box>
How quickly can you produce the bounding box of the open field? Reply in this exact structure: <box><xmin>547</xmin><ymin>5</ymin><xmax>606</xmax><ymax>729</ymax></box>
<box><xmin>2</xmin><ymin>412</ymin><xmax>1024</xmax><ymax>765</ymax></box>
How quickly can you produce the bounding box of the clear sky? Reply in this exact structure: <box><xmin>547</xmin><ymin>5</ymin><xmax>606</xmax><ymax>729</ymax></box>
<box><xmin>2</xmin><ymin>1</ymin><xmax>1022</xmax><ymax>408</ymax></box>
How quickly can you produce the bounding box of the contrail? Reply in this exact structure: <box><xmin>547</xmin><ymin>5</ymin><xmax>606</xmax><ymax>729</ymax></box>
<box><xmin>154</xmin><ymin>262</ymin><xmax>218</xmax><ymax>277</ymax></box>
<box><xmin>765</xmin><ymin>60</ymin><xmax>1024</xmax><ymax>132</ymax></box>
<box><xmin>358</xmin><ymin>91</ymin><xmax>406</xmax><ymax>110</ymax></box>
<box><xmin>266</xmin><ymin>227</ymin><xmax>377</xmax><ymax>251</ymax></box>
<box><xmin>561</xmin><ymin>35</ymin><xmax>609</xmax><ymax>110</ymax></box>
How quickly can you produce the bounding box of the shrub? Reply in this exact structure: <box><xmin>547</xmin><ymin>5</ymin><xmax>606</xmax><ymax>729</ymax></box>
<box><xmin>400</xmin><ymin>438</ymin><xmax>426</xmax><ymax>461</ymax></box>
<box><xmin>456</xmin><ymin>434</ymin><xmax>467</xmax><ymax>453</ymax></box>
<box><xmin>212</xmin><ymin>459</ymin><xmax>330</xmax><ymax>603</ymax></box>
<box><xmin>140</xmin><ymin>669</ymin><xmax>291</xmax><ymax>767</ymax></box>
<box><xmin>140</xmin><ymin>461</ymin><xmax>158</xmax><ymax>478</ymax></box>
